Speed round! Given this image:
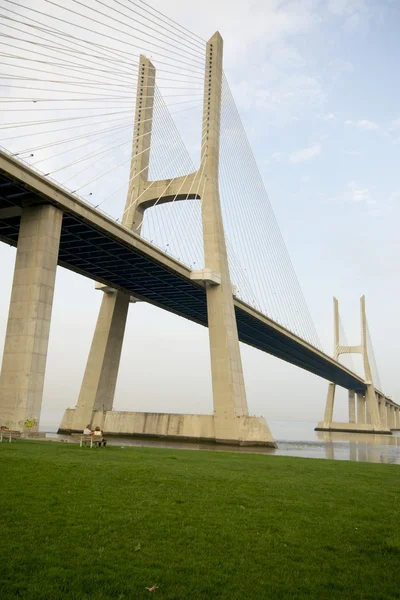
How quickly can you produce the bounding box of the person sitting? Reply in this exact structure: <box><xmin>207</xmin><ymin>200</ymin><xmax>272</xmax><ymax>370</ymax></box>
<box><xmin>93</xmin><ymin>426</ymin><xmax>107</xmax><ymax>447</ymax></box>
<box><xmin>83</xmin><ymin>424</ymin><xmax>92</xmax><ymax>435</ymax></box>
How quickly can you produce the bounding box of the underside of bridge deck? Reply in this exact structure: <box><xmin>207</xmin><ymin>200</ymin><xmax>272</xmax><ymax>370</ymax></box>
<box><xmin>0</xmin><ymin>166</ymin><xmax>365</xmax><ymax>393</ymax></box>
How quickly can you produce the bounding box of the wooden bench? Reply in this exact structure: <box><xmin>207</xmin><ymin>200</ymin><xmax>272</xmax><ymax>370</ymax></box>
<box><xmin>71</xmin><ymin>433</ymin><xmax>102</xmax><ymax>448</ymax></box>
<box><xmin>0</xmin><ymin>430</ymin><xmax>21</xmax><ymax>443</ymax></box>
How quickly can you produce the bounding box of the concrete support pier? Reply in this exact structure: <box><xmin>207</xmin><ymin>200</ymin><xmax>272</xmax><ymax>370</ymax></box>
<box><xmin>71</xmin><ymin>290</ymin><xmax>130</xmax><ymax>430</ymax></box>
<box><xmin>200</xmin><ymin>33</ymin><xmax>253</xmax><ymax>442</ymax></box>
<box><xmin>0</xmin><ymin>205</ymin><xmax>62</xmax><ymax>430</ymax></box>
<box><xmin>379</xmin><ymin>398</ymin><xmax>386</xmax><ymax>427</ymax></box>
<box><xmin>393</xmin><ymin>407</ymin><xmax>400</xmax><ymax>431</ymax></box>
<box><xmin>357</xmin><ymin>393</ymin><xmax>365</xmax><ymax>424</ymax></box>
<box><xmin>70</xmin><ymin>56</ymin><xmax>155</xmax><ymax>432</ymax></box>
<box><xmin>348</xmin><ymin>390</ymin><xmax>356</xmax><ymax>423</ymax></box>
<box><xmin>60</xmin><ymin>409</ymin><xmax>275</xmax><ymax>447</ymax></box>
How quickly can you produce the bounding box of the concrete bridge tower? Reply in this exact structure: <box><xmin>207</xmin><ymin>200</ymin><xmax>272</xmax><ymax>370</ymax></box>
<box><xmin>316</xmin><ymin>296</ymin><xmax>392</xmax><ymax>435</ymax></box>
<box><xmin>60</xmin><ymin>33</ymin><xmax>275</xmax><ymax>446</ymax></box>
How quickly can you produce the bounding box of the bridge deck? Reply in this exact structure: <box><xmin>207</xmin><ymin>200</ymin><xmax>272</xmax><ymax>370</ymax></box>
<box><xmin>0</xmin><ymin>150</ymin><xmax>369</xmax><ymax>394</ymax></box>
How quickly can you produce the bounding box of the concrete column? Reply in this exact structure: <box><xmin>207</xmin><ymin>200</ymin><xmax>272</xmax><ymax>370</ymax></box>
<box><xmin>396</xmin><ymin>408</ymin><xmax>400</xmax><ymax>429</ymax></box>
<box><xmin>348</xmin><ymin>390</ymin><xmax>356</xmax><ymax>423</ymax></box>
<box><xmin>0</xmin><ymin>205</ymin><xmax>62</xmax><ymax>430</ymax></box>
<box><xmin>379</xmin><ymin>399</ymin><xmax>387</xmax><ymax>427</ymax></box>
<box><xmin>323</xmin><ymin>383</ymin><xmax>335</xmax><ymax>423</ymax></box>
<box><xmin>200</xmin><ymin>33</ymin><xmax>249</xmax><ymax>442</ymax></box>
<box><xmin>357</xmin><ymin>393</ymin><xmax>365</xmax><ymax>424</ymax></box>
<box><xmin>365</xmin><ymin>384</ymin><xmax>382</xmax><ymax>428</ymax></box>
<box><xmin>71</xmin><ymin>57</ymin><xmax>155</xmax><ymax>431</ymax></box>
<box><xmin>72</xmin><ymin>290</ymin><xmax>130</xmax><ymax>430</ymax></box>
<box><xmin>388</xmin><ymin>405</ymin><xmax>395</xmax><ymax>429</ymax></box>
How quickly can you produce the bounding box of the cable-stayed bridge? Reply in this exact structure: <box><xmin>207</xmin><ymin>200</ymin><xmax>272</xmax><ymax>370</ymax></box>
<box><xmin>0</xmin><ymin>0</ymin><xmax>398</xmax><ymax>446</ymax></box>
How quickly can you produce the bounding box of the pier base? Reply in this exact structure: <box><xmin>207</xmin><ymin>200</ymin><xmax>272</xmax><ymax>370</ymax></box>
<box><xmin>315</xmin><ymin>421</ymin><xmax>392</xmax><ymax>435</ymax></box>
<box><xmin>59</xmin><ymin>409</ymin><xmax>277</xmax><ymax>447</ymax></box>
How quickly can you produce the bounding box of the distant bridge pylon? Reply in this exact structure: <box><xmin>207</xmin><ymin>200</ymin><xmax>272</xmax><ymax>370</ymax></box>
<box><xmin>316</xmin><ymin>296</ymin><xmax>399</xmax><ymax>434</ymax></box>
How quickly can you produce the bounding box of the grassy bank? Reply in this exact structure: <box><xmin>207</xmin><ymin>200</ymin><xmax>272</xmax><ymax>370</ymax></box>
<box><xmin>0</xmin><ymin>441</ymin><xmax>399</xmax><ymax>599</ymax></box>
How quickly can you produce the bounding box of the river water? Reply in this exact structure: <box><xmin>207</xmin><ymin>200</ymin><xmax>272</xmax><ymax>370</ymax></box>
<box><xmin>40</xmin><ymin>420</ymin><xmax>400</xmax><ymax>465</ymax></box>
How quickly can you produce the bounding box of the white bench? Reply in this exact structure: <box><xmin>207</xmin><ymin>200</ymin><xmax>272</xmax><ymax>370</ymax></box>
<box><xmin>0</xmin><ymin>430</ymin><xmax>21</xmax><ymax>443</ymax></box>
<box><xmin>71</xmin><ymin>434</ymin><xmax>103</xmax><ymax>448</ymax></box>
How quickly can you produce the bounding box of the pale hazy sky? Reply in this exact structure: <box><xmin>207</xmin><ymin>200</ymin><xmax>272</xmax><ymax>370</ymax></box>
<box><xmin>0</xmin><ymin>0</ymin><xmax>399</xmax><ymax>431</ymax></box>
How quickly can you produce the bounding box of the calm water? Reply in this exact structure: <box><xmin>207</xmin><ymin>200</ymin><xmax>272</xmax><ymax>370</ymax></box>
<box><xmin>40</xmin><ymin>420</ymin><xmax>400</xmax><ymax>465</ymax></box>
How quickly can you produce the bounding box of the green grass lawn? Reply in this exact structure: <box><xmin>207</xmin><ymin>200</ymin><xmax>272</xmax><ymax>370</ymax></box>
<box><xmin>0</xmin><ymin>441</ymin><xmax>399</xmax><ymax>600</ymax></box>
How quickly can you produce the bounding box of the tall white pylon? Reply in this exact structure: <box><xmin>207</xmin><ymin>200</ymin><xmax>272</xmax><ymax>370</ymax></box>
<box><xmin>316</xmin><ymin>296</ymin><xmax>391</xmax><ymax>434</ymax></box>
<box><xmin>67</xmin><ymin>35</ymin><xmax>275</xmax><ymax>445</ymax></box>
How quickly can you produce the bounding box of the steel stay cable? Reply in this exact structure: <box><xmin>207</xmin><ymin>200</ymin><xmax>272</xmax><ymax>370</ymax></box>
<box><xmin>167</xmin><ymin>154</ymin><xmax>208</xmax><ymax>265</ymax></box>
<box><xmin>219</xmin><ymin>91</ymin><xmax>282</xmax><ymax>321</ymax></box>
<box><xmin>226</xmin><ymin>240</ymin><xmax>257</xmax><ymax>305</ymax></box>
<box><xmin>136</xmin><ymin>0</ymin><xmax>205</xmax><ymax>44</ymax></box>
<box><xmin>222</xmin><ymin>94</ymin><xmax>318</xmax><ymax>342</ymax></box>
<box><xmin>71</xmin><ymin>88</ymin><xmax>180</xmax><ymax>195</ymax></box>
<box><xmin>69</xmin><ymin>0</ymin><xmax>205</xmax><ymax>62</ymax></box>
<box><xmin>14</xmin><ymin>109</ymin><xmax>189</xmax><ymax>163</ymax></box>
<box><xmin>0</xmin><ymin>70</ymin><xmax>135</xmax><ymax>90</ymax></box>
<box><xmin>95</xmin><ymin>98</ymin><xmax>202</xmax><ymax>210</ymax></box>
<box><xmin>1</xmin><ymin>114</ymin><xmax>135</xmax><ymax>142</ymax></box>
<box><xmin>0</xmin><ymin>96</ymin><xmax>203</xmax><ymax>128</ymax></box>
<box><xmin>3</xmin><ymin>1</ymin><xmax>205</xmax><ymax>70</ymax></box>
<box><xmin>0</xmin><ymin>61</ymin><xmax>203</xmax><ymax>88</ymax></box>
<box><xmin>102</xmin><ymin>0</ymin><xmax>205</xmax><ymax>55</ymax></box>
<box><xmin>0</xmin><ymin>109</ymin><xmax>135</xmax><ymax>129</ymax></box>
<box><xmin>0</xmin><ymin>78</ymin><xmax>203</xmax><ymax>98</ymax></box>
<box><xmin>0</xmin><ymin>10</ymin><xmax>205</xmax><ymax>75</ymax></box>
<box><xmin>31</xmin><ymin>123</ymin><xmax>133</xmax><ymax>165</ymax></box>
<box><xmin>51</xmin><ymin>0</ymin><xmax>206</xmax><ymax>63</ymax></box>
<box><xmin>0</xmin><ymin>82</ymin><xmax>136</xmax><ymax>98</ymax></box>
<box><xmin>0</xmin><ymin>35</ymin><xmax>205</xmax><ymax>81</ymax></box>
<box><xmin>74</xmin><ymin>129</ymin><xmax>203</xmax><ymax>196</ymax></box>
<box><xmin>0</xmin><ymin>44</ymin><xmax>138</xmax><ymax>81</ymax></box>
<box><xmin>0</xmin><ymin>51</ymin><xmax>139</xmax><ymax>83</ymax></box>
<box><xmin>138</xmin><ymin>95</ymin><xmax>201</xmax><ymax>258</ymax></box>
<box><xmin>46</xmin><ymin>133</ymin><xmax>134</xmax><ymax>176</ymax></box>
<box><xmin>145</xmin><ymin>88</ymin><xmax>205</xmax><ymax>263</ymax></box>
<box><xmin>0</xmin><ymin>98</ymin><xmax>203</xmax><ymax>107</ymax></box>
<box><xmin>61</xmin><ymin>140</ymin><xmax>132</xmax><ymax>186</ymax></box>
<box><xmin>226</xmin><ymin>240</ymin><xmax>260</xmax><ymax>306</ymax></box>
<box><xmin>220</xmin><ymin>113</ymin><xmax>295</xmax><ymax>327</ymax></box>
<box><xmin>0</xmin><ymin>32</ymin><xmax>141</xmax><ymax>79</ymax></box>
<box><xmin>12</xmin><ymin>120</ymin><xmax>133</xmax><ymax>154</ymax></box>
<box><xmin>0</xmin><ymin>67</ymin><xmax>138</xmax><ymax>88</ymax></box>
<box><xmin>218</xmin><ymin>118</ymin><xmax>267</xmax><ymax>313</ymax></box>
<box><xmin>1</xmin><ymin>104</ymin><xmax>202</xmax><ymax>125</ymax></box>
<box><xmin>57</xmin><ymin>107</ymin><xmax>195</xmax><ymax>179</ymax></box>
<box><xmin>221</xmin><ymin>75</ymin><xmax>321</xmax><ymax>345</ymax></box>
<box><xmin>220</xmin><ymin>86</ymin><xmax>302</xmax><ymax>332</ymax></box>
<box><xmin>4</xmin><ymin>106</ymin><xmax>203</xmax><ymax>155</ymax></box>
<box><xmin>112</xmin><ymin>0</ymin><xmax>205</xmax><ymax>50</ymax></box>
